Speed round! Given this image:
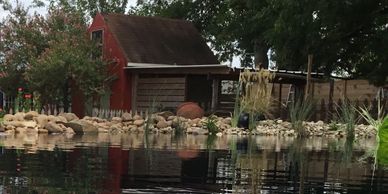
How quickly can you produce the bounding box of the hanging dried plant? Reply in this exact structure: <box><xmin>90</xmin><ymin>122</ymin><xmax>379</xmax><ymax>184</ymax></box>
<box><xmin>239</xmin><ymin>69</ymin><xmax>275</xmax><ymax>129</ymax></box>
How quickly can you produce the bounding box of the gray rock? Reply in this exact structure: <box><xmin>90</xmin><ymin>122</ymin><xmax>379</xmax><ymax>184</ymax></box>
<box><xmin>44</xmin><ymin>122</ymin><xmax>63</xmax><ymax>133</ymax></box>
<box><xmin>47</xmin><ymin>115</ymin><xmax>60</xmax><ymax>123</ymax></box>
<box><xmin>3</xmin><ymin>114</ymin><xmax>15</xmax><ymax>122</ymax></box>
<box><xmin>24</xmin><ymin>111</ymin><xmax>39</xmax><ymax>120</ymax></box>
<box><xmin>35</xmin><ymin>115</ymin><xmax>49</xmax><ymax>128</ymax></box>
<box><xmin>134</xmin><ymin>119</ymin><xmax>145</xmax><ymax>126</ymax></box>
<box><xmin>3</xmin><ymin>121</ymin><xmax>25</xmax><ymax>128</ymax></box>
<box><xmin>21</xmin><ymin>121</ymin><xmax>37</xmax><ymax>128</ymax></box>
<box><xmin>58</xmin><ymin>113</ymin><xmax>79</xmax><ymax>122</ymax></box>
<box><xmin>111</xmin><ymin>117</ymin><xmax>122</xmax><ymax>123</ymax></box>
<box><xmin>156</xmin><ymin>120</ymin><xmax>169</xmax><ymax>129</ymax></box>
<box><xmin>133</xmin><ymin>115</ymin><xmax>142</xmax><ymax>120</ymax></box>
<box><xmin>167</xmin><ymin>116</ymin><xmax>175</xmax><ymax>121</ymax></box>
<box><xmin>121</xmin><ymin>112</ymin><xmax>132</xmax><ymax>121</ymax></box>
<box><xmin>64</xmin><ymin>120</ymin><xmax>98</xmax><ymax>134</ymax></box>
<box><xmin>57</xmin><ymin>116</ymin><xmax>68</xmax><ymax>123</ymax></box>
<box><xmin>14</xmin><ymin>112</ymin><xmax>25</xmax><ymax>121</ymax></box>
<box><xmin>158</xmin><ymin>111</ymin><xmax>174</xmax><ymax>120</ymax></box>
<box><xmin>222</xmin><ymin>118</ymin><xmax>232</xmax><ymax>125</ymax></box>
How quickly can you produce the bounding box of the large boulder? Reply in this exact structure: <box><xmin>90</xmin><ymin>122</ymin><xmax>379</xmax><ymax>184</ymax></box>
<box><xmin>156</xmin><ymin>120</ymin><xmax>169</xmax><ymax>129</ymax></box>
<box><xmin>24</xmin><ymin>111</ymin><xmax>39</xmax><ymax>120</ymax></box>
<box><xmin>3</xmin><ymin>114</ymin><xmax>15</xmax><ymax>122</ymax></box>
<box><xmin>133</xmin><ymin>119</ymin><xmax>145</xmax><ymax>126</ymax></box>
<box><xmin>44</xmin><ymin>122</ymin><xmax>63</xmax><ymax>133</ymax></box>
<box><xmin>64</xmin><ymin>120</ymin><xmax>98</xmax><ymax>134</ymax></box>
<box><xmin>58</xmin><ymin>113</ymin><xmax>79</xmax><ymax>122</ymax></box>
<box><xmin>176</xmin><ymin>102</ymin><xmax>204</xmax><ymax>119</ymax></box>
<box><xmin>35</xmin><ymin>115</ymin><xmax>49</xmax><ymax>128</ymax></box>
<box><xmin>14</xmin><ymin>112</ymin><xmax>26</xmax><ymax>121</ymax></box>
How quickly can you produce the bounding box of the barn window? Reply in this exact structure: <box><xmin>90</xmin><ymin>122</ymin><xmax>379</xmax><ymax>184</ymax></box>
<box><xmin>91</xmin><ymin>30</ymin><xmax>103</xmax><ymax>59</ymax></box>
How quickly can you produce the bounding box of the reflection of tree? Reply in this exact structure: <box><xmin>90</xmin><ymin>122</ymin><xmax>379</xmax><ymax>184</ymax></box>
<box><xmin>0</xmin><ymin>146</ymin><xmax>110</xmax><ymax>193</ymax></box>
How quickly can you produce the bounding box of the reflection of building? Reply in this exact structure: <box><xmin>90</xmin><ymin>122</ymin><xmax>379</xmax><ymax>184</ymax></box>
<box><xmin>0</xmin><ymin>140</ymin><xmax>387</xmax><ymax>193</ymax></box>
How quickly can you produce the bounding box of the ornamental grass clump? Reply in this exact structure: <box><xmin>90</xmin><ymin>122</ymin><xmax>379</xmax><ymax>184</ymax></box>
<box><xmin>336</xmin><ymin>99</ymin><xmax>358</xmax><ymax>139</ymax></box>
<box><xmin>289</xmin><ymin>96</ymin><xmax>315</xmax><ymax>137</ymax></box>
<box><xmin>239</xmin><ymin>69</ymin><xmax>275</xmax><ymax>130</ymax></box>
<box><xmin>358</xmin><ymin>98</ymin><xmax>386</xmax><ymax>142</ymax></box>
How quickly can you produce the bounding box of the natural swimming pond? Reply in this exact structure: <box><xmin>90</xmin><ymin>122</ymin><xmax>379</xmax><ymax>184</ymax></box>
<box><xmin>0</xmin><ymin>133</ymin><xmax>387</xmax><ymax>194</ymax></box>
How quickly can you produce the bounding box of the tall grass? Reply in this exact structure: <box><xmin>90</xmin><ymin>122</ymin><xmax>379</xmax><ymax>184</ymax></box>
<box><xmin>336</xmin><ymin>99</ymin><xmax>358</xmax><ymax>139</ymax></box>
<box><xmin>231</xmin><ymin>82</ymin><xmax>242</xmax><ymax>128</ymax></box>
<box><xmin>289</xmin><ymin>96</ymin><xmax>315</xmax><ymax>137</ymax></box>
<box><xmin>358</xmin><ymin>98</ymin><xmax>386</xmax><ymax>135</ymax></box>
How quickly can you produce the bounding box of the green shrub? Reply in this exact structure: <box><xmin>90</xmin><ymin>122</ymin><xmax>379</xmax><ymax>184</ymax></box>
<box><xmin>205</xmin><ymin>115</ymin><xmax>219</xmax><ymax>134</ymax></box>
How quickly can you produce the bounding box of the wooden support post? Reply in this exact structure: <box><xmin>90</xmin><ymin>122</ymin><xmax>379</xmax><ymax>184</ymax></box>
<box><xmin>211</xmin><ymin>79</ymin><xmax>219</xmax><ymax>112</ymax></box>
<box><xmin>131</xmin><ymin>73</ymin><xmax>139</xmax><ymax>112</ymax></box>
<box><xmin>305</xmin><ymin>54</ymin><xmax>313</xmax><ymax>99</ymax></box>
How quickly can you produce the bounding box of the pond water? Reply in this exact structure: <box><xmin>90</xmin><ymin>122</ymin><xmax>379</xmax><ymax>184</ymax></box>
<box><xmin>0</xmin><ymin>133</ymin><xmax>387</xmax><ymax>194</ymax></box>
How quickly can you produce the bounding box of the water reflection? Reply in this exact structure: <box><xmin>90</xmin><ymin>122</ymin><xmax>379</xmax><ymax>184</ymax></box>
<box><xmin>0</xmin><ymin>133</ymin><xmax>387</xmax><ymax>193</ymax></box>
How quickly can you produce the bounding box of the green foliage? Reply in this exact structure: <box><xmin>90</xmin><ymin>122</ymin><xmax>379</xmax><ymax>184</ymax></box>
<box><xmin>0</xmin><ymin>2</ymin><xmax>111</xmax><ymax>111</ymax></box>
<box><xmin>377</xmin><ymin>142</ymin><xmax>388</xmax><ymax>166</ymax></box>
<box><xmin>289</xmin><ymin>97</ymin><xmax>315</xmax><ymax>137</ymax></box>
<box><xmin>328</xmin><ymin>121</ymin><xmax>340</xmax><ymax>131</ymax></box>
<box><xmin>205</xmin><ymin>115</ymin><xmax>219</xmax><ymax>134</ymax></box>
<box><xmin>378</xmin><ymin>117</ymin><xmax>388</xmax><ymax>143</ymax></box>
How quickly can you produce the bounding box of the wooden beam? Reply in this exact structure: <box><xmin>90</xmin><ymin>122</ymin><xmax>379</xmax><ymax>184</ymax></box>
<box><xmin>278</xmin><ymin>83</ymin><xmax>282</xmax><ymax>118</ymax></box>
<box><xmin>211</xmin><ymin>79</ymin><xmax>220</xmax><ymax>112</ymax></box>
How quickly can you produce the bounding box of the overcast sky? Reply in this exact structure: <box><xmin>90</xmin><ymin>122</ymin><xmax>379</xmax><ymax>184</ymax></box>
<box><xmin>0</xmin><ymin>0</ymin><xmax>138</xmax><ymax>20</ymax></box>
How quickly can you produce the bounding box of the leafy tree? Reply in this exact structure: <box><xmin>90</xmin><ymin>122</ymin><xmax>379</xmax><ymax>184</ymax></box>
<box><xmin>131</xmin><ymin>0</ymin><xmax>388</xmax><ymax>85</ymax></box>
<box><xmin>0</xmin><ymin>1</ymin><xmax>110</xmax><ymax>111</ymax></box>
<box><xmin>25</xmin><ymin>4</ymin><xmax>109</xmax><ymax>111</ymax></box>
<box><xmin>0</xmin><ymin>3</ymin><xmax>47</xmax><ymax>97</ymax></box>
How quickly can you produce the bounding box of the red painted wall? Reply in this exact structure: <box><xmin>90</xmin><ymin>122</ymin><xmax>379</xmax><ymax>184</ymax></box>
<box><xmin>72</xmin><ymin>13</ymin><xmax>132</xmax><ymax>115</ymax></box>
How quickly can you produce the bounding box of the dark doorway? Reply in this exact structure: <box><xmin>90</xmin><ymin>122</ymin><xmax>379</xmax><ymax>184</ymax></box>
<box><xmin>186</xmin><ymin>75</ymin><xmax>212</xmax><ymax>111</ymax></box>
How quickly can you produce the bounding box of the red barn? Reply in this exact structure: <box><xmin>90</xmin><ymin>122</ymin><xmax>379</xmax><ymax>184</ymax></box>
<box><xmin>72</xmin><ymin>13</ymin><xmax>229</xmax><ymax>116</ymax></box>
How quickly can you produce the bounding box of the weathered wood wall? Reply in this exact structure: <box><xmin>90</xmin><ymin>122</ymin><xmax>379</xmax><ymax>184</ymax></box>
<box><xmin>314</xmin><ymin>80</ymin><xmax>382</xmax><ymax>101</ymax></box>
<box><xmin>272</xmin><ymin>80</ymin><xmax>384</xmax><ymax>103</ymax></box>
<box><xmin>135</xmin><ymin>77</ymin><xmax>186</xmax><ymax>112</ymax></box>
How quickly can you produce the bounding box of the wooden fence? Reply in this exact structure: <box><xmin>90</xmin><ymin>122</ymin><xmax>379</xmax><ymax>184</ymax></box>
<box><xmin>276</xmin><ymin>98</ymin><xmax>387</xmax><ymax>123</ymax></box>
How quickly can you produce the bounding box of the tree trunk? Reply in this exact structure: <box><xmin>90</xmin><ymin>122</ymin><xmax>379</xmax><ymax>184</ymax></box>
<box><xmin>254</xmin><ymin>39</ymin><xmax>269</xmax><ymax>69</ymax></box>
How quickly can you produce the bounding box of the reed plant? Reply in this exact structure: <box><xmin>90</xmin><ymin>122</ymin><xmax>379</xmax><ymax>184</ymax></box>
<box><xmin>289</xmin><ymin>96</ymin><xmax>315</xmax><ymax>137</ymax></box>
